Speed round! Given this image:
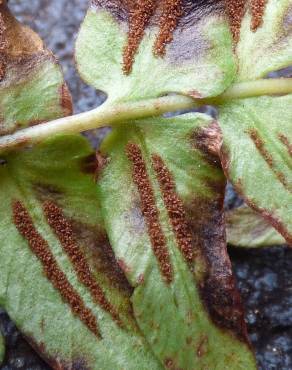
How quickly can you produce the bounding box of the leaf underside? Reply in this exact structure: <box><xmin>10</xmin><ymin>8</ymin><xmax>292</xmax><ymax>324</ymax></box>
<box><xmin>1</xmin><ymin>0</ymin><xmax>291</xmax><ymax>368</ymax></box>
<box><xmin>236</xmin><ymin>0</ymin><xmax>292</xmax><ymax>81</ymax></box>
<box><xmin>219</xmin><ymin>95</ymin><xmax>292</xmax><ymax>244</ymax></box>
<box><xmin>218</xmin><ymin>0</ymin><xmax>292</xmax><ymax>244</ymax></box>
<box><xmin>76</xmin><ymin>0</ymin><xmax>236</xmax><ymax>102</ymax></box>
<box><xmin>226</xmin><ymin>205</ymin><xmax>286</xmax><ymax>248</ymax></box>
<box><xmin>97</xmin><ymin>114</ymin><xmax>256</xmax><ymax>369</ymax></box>
<box><xmin>0</xmin><ymin>135</ymin><xmax>164</xmax><ymax>369</ymax></box>
<box><xmin>0</xmin><ymin>2</ymin><xmax>72</xmax><ymax>136</ymax></box>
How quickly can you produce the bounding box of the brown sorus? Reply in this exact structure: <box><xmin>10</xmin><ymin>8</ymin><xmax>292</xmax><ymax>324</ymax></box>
<box><xmin>250</xmin><ymin>0</ymin><xmax>267</xmax><ymax>31</ymax></box>
<box><xmin>226</xmin><ymin>0</ymin><xmax>267</xmax><ymax>41</ymax></box>
<box><xmin>152</xmin><ymin>154</ymin><xmax>194</xmax><ymax>264</ymax></box>
<box><xmin>12</xmin><ymin>200</ymin><xmax>100</xmax><ymax>338</ymax></box>
<box><xmin>43</xmin><ymin>200</ymin><xmax>123</xmax><ymax>327</ymax></box>
<box><xmin>126</xmin><ymin>143</ymin><xmax>173</xmax><ymax>283</ymax></box>
<box><xmin>123</xmin><ymin>0</ymin><xmax>156</xmax><ymax>74</ymax></box>
<box><xmin>279</xmin><ymin>133</ymin><xmax>292</xmax><ymax>157</ymax></box>
<box><xmin>248</xmin><ymin>128</ymin><xmax>290</xmax><ymax>191</ymax></box>
<box><xmin>249</xmin><ymin>128</ymin><xmax>273</xmax><ymax>166</ymax></box>
<box><xmin>153</xmin><ymin>0</ymin><xmax>182</xmax><ymax>56</ymax></box>
<box><xmin>225</xmin><ymin>0</ymin><xmax>246</xmax><ymax>41</ymax></box>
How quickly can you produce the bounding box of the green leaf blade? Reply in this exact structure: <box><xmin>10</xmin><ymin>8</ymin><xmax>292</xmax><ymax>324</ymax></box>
<box><xmin>0</xmin><ymin>2</ymin><xmax>72</xmax><ymax>135</ymax></box>
<box><xmin>219</xmin><ymin>95</ymin><xmax>292</xmax><ymax>244</ymax></box>
<box><xmin>98</xmin><ymin>114</ymin><xmax>256</xmax><ymax>369</ymax></box>
<box><xmin>0</xmin><ymin>135</ymin><xmax>163</xmax><ymax>370</ymax></box>
<box><xmin>236</xmin><ymin>0</ymin><xmax>292</xmax><ymax>81</ymax></box>
<box><xmin>226</xmin><ymin>205</ymin><xmax>286</xmax><ymax>248</ymax></box>
<box><xmin>75</xmin><ymin>0</ymin><xmax>236</xmax><ymax>102</ymax></box>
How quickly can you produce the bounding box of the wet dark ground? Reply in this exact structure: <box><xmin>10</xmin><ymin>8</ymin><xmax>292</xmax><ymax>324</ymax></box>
<box><xmin>1</xmin><ymin>1</ymin><xmax>291</xmax><ymax>369</ymax></box>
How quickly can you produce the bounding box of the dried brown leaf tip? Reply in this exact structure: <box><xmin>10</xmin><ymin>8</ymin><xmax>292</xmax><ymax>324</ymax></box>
<box><xmin>225</xmin><ymin>0</ymin><xmax>267</xmax><ymax>41</ymax></box>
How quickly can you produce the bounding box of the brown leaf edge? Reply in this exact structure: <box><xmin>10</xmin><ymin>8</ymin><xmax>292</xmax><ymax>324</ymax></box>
<box><xmin>220</xmin><ymin>145</ymin><xmax>292</xmax><ymax>246</ymax></box>
<box><xmin>0</xmin><ymin>1</ymin><xmax>72</xmax><ymax>134</ymax></box>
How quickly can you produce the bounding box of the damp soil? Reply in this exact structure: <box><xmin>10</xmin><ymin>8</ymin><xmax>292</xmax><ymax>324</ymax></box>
<box><xmin>1</xmin><ymin>1</ymin><xmax>291</xmax><ymax>369</ymax></box>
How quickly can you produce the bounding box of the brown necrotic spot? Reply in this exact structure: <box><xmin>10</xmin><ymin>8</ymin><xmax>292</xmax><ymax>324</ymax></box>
<box><xmin>192</xmin><ymin>120</ymin><xmax>222</xmax><ymax>168</ymax></box>
<box><xmin>123</xmin><ymin>0</ymin><xmax>156</xmax><ymax>74</ymax></box>
<box><xmin>152</xmin><ymin>154</ymin><xmax>194</xmax><ymax>264</ymax></box>
<box><xmin>12</xmin><ymin>200</ymin><xmax>100</xmax><ymax>338</ymax></box>
<box><xmin>225</xmin><ymin>0</ymin><xmax>246</xmax><ymax>41</ymax></box>
<box><xmin>126</xmin><ymin>142</ymin><xmax>173</xmax><ymax>283</ymax></box>
<box><xmin>81</xmin><ymin>151</ymin><xmax>109</xmax><ymax>182</ymax></box>
<box><xmin>43</xmin><ymin>200</ymin><xmax>123</xmax><ymax>327</ymax></box>
<box><xmin>186</xmin><ymin>197</ymin><xmax>250</xmax><ymax>344</ymax></box>
<box><xmin>70</xmin><ymin>222</ymin><xmax>134</xmax><ymax>296</ymax></box>
<box><xmin>182</xmin><ymin>135</ymin><xmax>250</xmax><ymax>343</ymax></box>
<box><xmin>248</xmin><ymin>128</ymin><xmax>290</xmax><ymax>192</ymax></box>
<box><xmin>250</xmin><ymin>0</ymin><xmax>267</xmax><ymax>31</ymax></box>
<box><xmin>60</xmin><ymin>83</ymin><xmax>73</xmax><ymax>116</ymax></box>
<box><xmin>196</xmin><ymin>335</ymin><xmax>209</xmax><ymax>358</ymax></box>
<box><xmin>153</xmin><ymin>0</ymin><xmax>183</xmax><ymax>56</ymax></box>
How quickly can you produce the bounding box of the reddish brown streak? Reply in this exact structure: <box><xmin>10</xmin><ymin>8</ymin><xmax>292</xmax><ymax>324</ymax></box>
<box><xmin>12</xmin><ymin>200</ymin><xmax>100</xmax><ymax>338</ymax></box>
<box><xmin>249</xmin><ymin>128</ymin><xmax>274</xmax><ymax>166</ymax></box>
<box><xmin>126</xmin><ymin>143</ymin><xmax>173</xmax><ymax>283</ymax></box>
<box><xmin>123</xmin><ymin>0</ymin><xmax>156</xmax><ymax>74</ymax></box>
<box><xmin>153</xmin><ymin>0</ymin><xmax>182</xmax><ymax>56</ymax></box>
<box><xmin>225</xmin><ymin>0</ymin><xmax>267</xmax><ymax>41</ymax></box>
<box><xmin>279</xmin><ymin>133</ymin><xmax>292</xmax><ymax>157</ymax></box>
<box><xmin>152</xmin><ymin>154</ymin><xmax>194</xmax><ymax>264</ymax></box>
<box><xmin>123</xmin><ymin>0</ymin><xmax>183</xmax><ymax>73</ymax></box>
<box><xmin>249</xmin><ymin>128</ymin><xmax>290</xmax><ymax>192</ymax></box>
<box><xmin>123</xmin><ymin>0</ymin><xmax>267</xmax><ymax>70</ymax></box>
<box><xmin>250</xmin><ymin>0</ymin><xmax>267</xmax><ymax>31</ymax></box>
<box><xmin>225</xmin><ymin>0</ymin><xmax>246</xmax><ymax>41</ymax></box>
<box><xmin>43</xmin><ymin>200</ymin><xmax>123</xmax><ymax>327</ymax></box>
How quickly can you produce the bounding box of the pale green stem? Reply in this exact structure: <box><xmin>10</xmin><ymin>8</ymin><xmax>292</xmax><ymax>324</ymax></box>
<box><xmin>0</xmin><ymin>78</ymin><xmax>291</xmax><ymax>153</ymax></box>
<box><xmin>0</xmin><ymin>95</ymin><xmax>196</xmax><ymax>152</ymax></box>
<box><xmin>213</xmin><ymin>78</ymin><xmax>292</xmax><ymax>102</ymax></box>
